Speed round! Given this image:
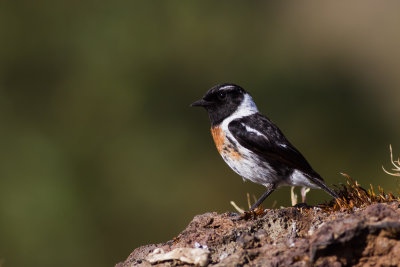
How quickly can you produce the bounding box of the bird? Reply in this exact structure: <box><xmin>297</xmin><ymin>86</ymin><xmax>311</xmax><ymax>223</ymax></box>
<box><xmin>191</xmin><ymin>83</ymin><xmax>339</xmax><ymax>210</ymax></box>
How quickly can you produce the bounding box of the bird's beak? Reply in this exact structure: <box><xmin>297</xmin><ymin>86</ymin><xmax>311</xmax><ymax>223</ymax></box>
<box><xmin>190</xmin><ymin>99</ymin><xmax>211</xmax><ymax>107</ymax></box>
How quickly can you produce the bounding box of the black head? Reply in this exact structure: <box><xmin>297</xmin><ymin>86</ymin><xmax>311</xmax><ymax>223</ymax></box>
<box><xmin>191</xmin><ymin>83</ymin><xmax>247</xmax><ymax>126</ymax></box>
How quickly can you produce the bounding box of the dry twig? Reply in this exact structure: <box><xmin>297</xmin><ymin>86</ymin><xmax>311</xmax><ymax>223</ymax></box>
<box><xmin>382</xmin><ymin>145</ymin><xmax>400</xmax><ymax>177</ymax></box>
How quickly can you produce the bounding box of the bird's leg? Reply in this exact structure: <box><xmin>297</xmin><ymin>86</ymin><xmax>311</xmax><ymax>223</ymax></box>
<box><xmin>251</xmin><ymin>184</ymin><xmax>275</xmax><ymax>210</ymax></box>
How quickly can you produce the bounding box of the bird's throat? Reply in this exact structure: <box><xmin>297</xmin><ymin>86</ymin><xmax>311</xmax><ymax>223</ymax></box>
<box><xmin>211</xmin><ymin>126</ymin><xmax>225</xmax><ymax>153</ymax></box>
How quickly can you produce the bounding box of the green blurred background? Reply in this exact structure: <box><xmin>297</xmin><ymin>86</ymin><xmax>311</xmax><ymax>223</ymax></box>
<box><xmin>1</xmin><ymin>1</ymin><xmax>399</xmax><ymax>266</ymax></box>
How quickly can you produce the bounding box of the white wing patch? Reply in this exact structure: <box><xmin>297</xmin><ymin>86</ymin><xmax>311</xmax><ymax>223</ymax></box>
<box><xmin>242</xmin><ymin>123</ymin><xmax>268</xmax><ymax>141</ymax></box>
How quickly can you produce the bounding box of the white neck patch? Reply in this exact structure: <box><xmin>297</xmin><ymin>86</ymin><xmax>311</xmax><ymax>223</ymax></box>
<box><xmin>221</xmin><ymin>93</ymin><xmax>258</xmax><ymax>127</ymax></box>
<box><xmin>231</xmin><ymin>93</ymin><xmax>258</xmax><ymax>119</ymax></box>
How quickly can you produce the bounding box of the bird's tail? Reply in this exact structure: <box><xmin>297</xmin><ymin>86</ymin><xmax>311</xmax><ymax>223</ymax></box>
<box><xmin>307</xmin><ymin>175</ymin><xmax>339</xmax><ymax>199</ymax></box>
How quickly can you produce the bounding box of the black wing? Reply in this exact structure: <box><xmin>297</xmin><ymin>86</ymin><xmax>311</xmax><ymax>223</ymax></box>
<box><xmin>228</xmin><ymin>113</ymin><xmax>324</xmax><ymax>181</ymax></box>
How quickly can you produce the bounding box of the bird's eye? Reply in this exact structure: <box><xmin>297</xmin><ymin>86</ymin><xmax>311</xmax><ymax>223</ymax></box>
<box><xmin>218</xmin><ymin>91</ymin><xmax>226</xmax><ymax>100</ymax></box>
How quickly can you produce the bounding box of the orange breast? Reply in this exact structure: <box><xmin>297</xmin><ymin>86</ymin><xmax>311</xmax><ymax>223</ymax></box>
<box><xmin>211</xmin><ymin>126</ymin><xmax>225</xmax><ymax>153</ymax></box>
<box><xmin>211</xmin><ymin>126</ymin><xmax>242</xmax><ymax>161</ymax></box>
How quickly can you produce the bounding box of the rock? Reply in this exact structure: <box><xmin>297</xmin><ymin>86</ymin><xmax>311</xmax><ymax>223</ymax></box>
<box><xmin>116</xmin><ymin>202</ymin><xmax>400</xmax><ymax>267</ymax></box>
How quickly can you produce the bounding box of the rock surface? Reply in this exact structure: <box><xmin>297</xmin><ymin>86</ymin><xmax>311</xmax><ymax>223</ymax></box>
<box><xmin>116</xmin><ymin>202</ymin><xmax>400</xmax><ymax>267</ymax></box>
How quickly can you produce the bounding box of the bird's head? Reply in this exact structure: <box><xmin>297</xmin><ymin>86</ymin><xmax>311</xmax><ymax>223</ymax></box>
<box><xmin>191</xmin><ymin>83</ymin><xmax>258</xmax><ymax>126</ymax></box>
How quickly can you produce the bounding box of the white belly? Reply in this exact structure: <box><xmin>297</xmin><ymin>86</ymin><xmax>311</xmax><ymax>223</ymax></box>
<box><xmin>220</xmin><ymin>144</ymin><xmax>280</xmax><ymax>186</ymax></box>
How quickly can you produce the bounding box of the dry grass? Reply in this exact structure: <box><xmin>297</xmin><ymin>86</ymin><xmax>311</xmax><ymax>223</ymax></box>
<box><xmin>233</xmin><ymin>173</ymin><xmax>400</xmax><ymax>216</ymax></box>
<box><xmin>320</xmin><ymin>173</ymin><xmax>399</xmax><ymax>212</ymax></box>
<box><xmin>234</xmin><ymin>171</ymin><xmax>400</xmax><ymax>217</ymax></box>
<box><xmin>320</xmin><ymin>145</ymin><xmax>400</xmax><ymax>212</ymax></box>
